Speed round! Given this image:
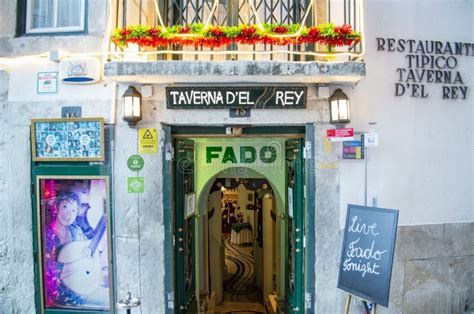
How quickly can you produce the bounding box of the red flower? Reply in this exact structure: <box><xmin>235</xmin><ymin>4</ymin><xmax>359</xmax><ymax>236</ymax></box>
<box><xmin>336</xmin><ymin>24</ymin><xmax>352</xmax><ymax>34</ymax></box>
<box><xmin>149</xmin><ymin>28</ymin><xmax>160</xmax><ymax>36</ymax></box>
<box><xmin>112</xmin><ymin>23</ymin><xmax>360</xmax><ymax>49</ymax></box>
<box><xmin>308</xmin><ymin>27</ymin><xmax>319</xmax><ymax>37</ymax></box>
<box><xmin>273</xmin><ymin>25</ymin><xmax>288</xmax><ymax>34</ymax></box>
<box><xmin>209</xmin><ymin>27</ymin><xmax>224</xmax><ymax>37</ymax></box>
<box><xmin>241</xmin><ymin>26</ymin><xmax>256</xmax><ymax>37</ymax></box>
<box><xmin>179</xmin><ymin>26</ymin><xmax>191</xmax><ymax>34</ymax></box>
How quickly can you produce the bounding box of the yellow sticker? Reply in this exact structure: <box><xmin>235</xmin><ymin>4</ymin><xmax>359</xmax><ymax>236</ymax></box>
<box><xmin>323</xmin><ymin>136</ymin><xmax>332</xmax><ymax>153</ymax></box>
<box><xmin>139</xmin><ymin>128</ymin><xmax>157</xmax><ymax>154</ymax></box>
<box><xmin>319</xmin><ymin>163</ymin><xmax>337</xmax><ymax>169</ymax></box>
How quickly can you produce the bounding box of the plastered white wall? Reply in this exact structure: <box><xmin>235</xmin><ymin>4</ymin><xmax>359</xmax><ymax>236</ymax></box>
<box><xmin>7</xmin><ymin>61</ymin><xmax>115</xmax><ymax>112</ymax></box>
<box><xmin>340</xmin><ymin>0</ymin><xmax>474</xmax><ymax>227</ymax></box>
<box><xmin>0</xmin><ymin>62</ymin><xmax>115</xmax><ymax>312</ymax></box>
<box><xmin>1</xmin><ymin>1</ymin><xmax>472</xmax><ymax>312</ymax></box>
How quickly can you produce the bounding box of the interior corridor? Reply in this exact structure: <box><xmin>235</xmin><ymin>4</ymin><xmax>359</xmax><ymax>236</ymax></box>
<box><xmin>206</xmin><ymin>178</ymin><xmax>277</xmax><ymax>313</ymax></box>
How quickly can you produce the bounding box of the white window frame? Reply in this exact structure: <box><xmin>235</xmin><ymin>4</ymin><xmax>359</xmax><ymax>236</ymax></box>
<box><xmin>25</xmin><ymin>0</ymin><xmax>86</xmax><ymax>34</ymax></box>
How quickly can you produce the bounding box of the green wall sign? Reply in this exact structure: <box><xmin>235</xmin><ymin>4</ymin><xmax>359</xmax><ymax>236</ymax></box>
<box><xmin>127</xmin><ymin>155</ymin><xmax>145</xmax><ymax>171</ymax></box>
<box><xmin>128</xmin><ymin>177</ymin><xmax>144</xmax><ymax>193</ymax></box>
<box><xmin>206</xmin><ymin>146</ymin><xmax>277</xmax><ymax>164</ymax></box>
<box><xmin>194</xmin><ymin>138</ymin><xmax>287</xmax><ymax>221</ymax></box>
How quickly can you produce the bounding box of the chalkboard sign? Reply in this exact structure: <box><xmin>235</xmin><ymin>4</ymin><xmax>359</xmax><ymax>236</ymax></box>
<box><xmin>338</xmin><ymin>205</ymin><xmax>399</xmax><ymax>307</ymax></box>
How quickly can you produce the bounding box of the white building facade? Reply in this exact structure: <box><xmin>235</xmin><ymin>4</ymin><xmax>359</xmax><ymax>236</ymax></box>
<box><xmin>0</xmin><ymin>0</ymin><xmax>472</xmax><ymax>313</ymax></box>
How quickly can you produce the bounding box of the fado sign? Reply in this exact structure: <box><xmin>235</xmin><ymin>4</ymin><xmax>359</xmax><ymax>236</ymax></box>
<box><xmin>206</xmin><ymin>146</ymin><xmax>277</xmax><ymax>164</ymax></box>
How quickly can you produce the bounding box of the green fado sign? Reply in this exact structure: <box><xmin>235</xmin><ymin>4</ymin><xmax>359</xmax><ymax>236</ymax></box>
<box><xmin>206</xmin><ymin>146</ymin><xmax>277</xmax><ymax>164</ymax></box>
<box><xmin>127</xmin><ymin>155</ymin><xmax>144</xmax><ymax>171</ymax></box>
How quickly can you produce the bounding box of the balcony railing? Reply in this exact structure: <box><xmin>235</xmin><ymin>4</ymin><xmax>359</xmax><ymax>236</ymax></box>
<box><xmin>109</xmin><ymin>0</ymin><xmax>364</xmax><ymax>62</ymax></box>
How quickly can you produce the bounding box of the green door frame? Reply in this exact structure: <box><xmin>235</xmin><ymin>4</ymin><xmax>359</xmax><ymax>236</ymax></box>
<box><xmin>162</xmin><ymin>124</ymin><xmax>316</xmax><ymax>314</ymax></box>
<box><xmin>173</xmin><ymin>138</ymin><xmax>198</xmax><ymax>313</ymax></box>
<box><xmin>163</xmin><ymin>126</ymin><xmax>174</xmax><ymax>314</ymax></box>
<box><xmin>304</xmin><ymin>123</ymin><xmax>316</xmax><ymax>314</ymax></box>
<box><xmin>285</xmin><ymin>138</ymin><xmax>305</xmax><ymax>313</ymax></box>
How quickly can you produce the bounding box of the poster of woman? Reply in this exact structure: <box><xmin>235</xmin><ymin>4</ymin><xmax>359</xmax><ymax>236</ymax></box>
<box><xmin>38</xmin><ymin>177</ymin><xmax>111</xmax><ymax>310</ymax></box>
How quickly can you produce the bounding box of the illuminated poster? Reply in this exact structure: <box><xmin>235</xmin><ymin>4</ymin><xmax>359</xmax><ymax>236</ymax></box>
<box><xmin>37</xmin><ymin>177</ymin><xmax>111</xmax><ymax>310</ymax></box>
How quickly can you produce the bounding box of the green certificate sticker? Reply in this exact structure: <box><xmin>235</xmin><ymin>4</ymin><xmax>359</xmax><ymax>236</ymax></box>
<box><xmin>128</xmin><ymin>177</ymin><xmax>144</xmax><ymax>193</ymax></box>
<box><xmin>127</xmin><ymin>155</ymin><xmax>145</xmax><ymax>171</ymax></box>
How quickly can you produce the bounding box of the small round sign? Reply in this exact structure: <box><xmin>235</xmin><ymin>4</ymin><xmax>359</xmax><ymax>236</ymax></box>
<box><xmin>80</xmin><ymin>134</ymin><xmax>91</xmax><ymax>146</ymax></box>
<box><xmin>45</xmin><ymin>134</ymin><xmax>57</xmax><ymax>146</ymax></box>
<box><xmin>127</xmin><ymin>155</ymin><xmax>144</xmax><ymax>171</ymax></box>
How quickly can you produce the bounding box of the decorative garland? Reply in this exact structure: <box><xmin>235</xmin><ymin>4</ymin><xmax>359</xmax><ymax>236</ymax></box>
<box><xmin>111</xmin><ymin>23</ymin><xmax>360</xmax><ymax>49</ymax></box>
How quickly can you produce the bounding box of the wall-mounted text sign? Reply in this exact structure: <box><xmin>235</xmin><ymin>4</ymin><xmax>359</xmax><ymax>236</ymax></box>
<box><xmin>338</xmin><ymin>204</ymin><xmax>399</xmax><ymax>307</ymax></box>
<box><xmin>166</xmin><ymin>86</ymin><xmax>307</xmax><ymax>109</ymax></box>
<box><xmin>327</xmin><ymin>128</ymin><xmax>354</xmax><ymax>142</ymax></box>
<box><xmin>206</xmin><ymin>145</ymin><xmax>277</xmax><ymax>164</ymax></box>
<box><xmin>31</xmin><ymin>118</ymin><xmax>104</xmax><ymax>161</ymax></box>
<box><xmin>376</xmin><ymin>38</ymin><xmax>472</xmax><ymax>100</ymax></box>
<box><xmin>343</xmin><ymin>134</ymin><xmax>364</xmax><ymax>160</ymax></box>
<box><xmin>37</xmin><ymin>72</ymin><xmax>58</xmax><ymax>94</ymax></box>
<box><xmin>139</xmin><ymin>128</ymin><xmax>158</xmax><ymax>154</ymax></box>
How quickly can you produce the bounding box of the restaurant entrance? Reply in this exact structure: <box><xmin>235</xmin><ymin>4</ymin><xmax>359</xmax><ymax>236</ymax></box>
<box><xmin>204</xmin><ymin>173</ymin><xmax>278</xmax><ymax>313</ymax></box>
<box><xmin>166</xmin><ymin>125</ymin><xmax>313</xmax><ymax>314</ymax></box>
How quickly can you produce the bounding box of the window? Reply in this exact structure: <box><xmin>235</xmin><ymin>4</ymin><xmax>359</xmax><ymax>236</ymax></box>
<box><xmin>24</xmin><ymin>0</ymin><xmax>86</xmax><ymax>34</ymax></box>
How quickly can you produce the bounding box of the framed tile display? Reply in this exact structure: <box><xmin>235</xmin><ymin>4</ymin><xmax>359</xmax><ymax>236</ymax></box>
<box><xmin>31</xmin><ymin>118</ymin><xmax>105</xmax><ymax>162</ymax></box>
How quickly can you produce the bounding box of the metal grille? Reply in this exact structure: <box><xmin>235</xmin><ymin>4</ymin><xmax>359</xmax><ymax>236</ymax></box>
<box><xmin>167</xmin><ymin>0</ymin><xmax>221</xmax><ymax>25</ymax></box>
<box><xmin>235</xmin><ymin>0</ymin><xmax>307</xmax><ymax>24</ymax></box>
<box><xmin>113</xmin><ymin>0</ymin><xmax>364</xmax><ymax>61</ymax></box>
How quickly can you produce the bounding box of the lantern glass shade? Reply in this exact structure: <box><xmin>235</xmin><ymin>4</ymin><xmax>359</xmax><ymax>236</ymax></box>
<box><xmin>122</xmin><ymin>86</ymin><xmax>142</xmax><ymax>125</ymax></box>
<box><xmin>329</xmin><ymin>89</ymin><xmax>350</xmax><ymax>124</ymax></box>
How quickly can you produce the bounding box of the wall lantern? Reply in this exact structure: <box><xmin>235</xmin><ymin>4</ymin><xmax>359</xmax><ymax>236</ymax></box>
<box><xmin>122</xmin><ymin>86</ymin><xmax>142</xmax><ymax>126</ymax></box>
<box><xmin>329</xmin><ymin>89</ymin><xmax>350</xmax><ymax>125</ymax></box>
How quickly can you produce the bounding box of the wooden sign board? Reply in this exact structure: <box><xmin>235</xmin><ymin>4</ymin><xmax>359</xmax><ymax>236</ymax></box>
<box><xmin>31</xmin><ymin>118</ymin><xmax>105</xmax><ymax>161</ymax></box>
<box><xmin>338</xmin><ymin>204</ymin><xmax>399</xmax><ymax>307</ymax></box>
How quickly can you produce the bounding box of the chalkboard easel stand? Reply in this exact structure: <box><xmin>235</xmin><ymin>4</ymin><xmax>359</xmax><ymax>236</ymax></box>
<box><xmin>344</xmin><ymin>294</ymin><xmax>377</xmax><ymax>314</ymax></box>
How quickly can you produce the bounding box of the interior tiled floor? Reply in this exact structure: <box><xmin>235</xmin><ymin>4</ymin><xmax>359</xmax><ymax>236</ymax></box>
<box><xmin>207</xmin><ymin>236</ymin><xmax>266</xmax><ymax>313</ymax></box>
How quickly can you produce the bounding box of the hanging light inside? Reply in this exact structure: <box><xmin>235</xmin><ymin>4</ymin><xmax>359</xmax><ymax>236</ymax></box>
<box><xmin>329</xmin><ymin>89</ymin><xmax>351</xmax><ymax>125</ymax></box>
<box><xmin>122</xmin><ymin>86</ymin><xmax>142</xmax><ymax>126</ymax></box>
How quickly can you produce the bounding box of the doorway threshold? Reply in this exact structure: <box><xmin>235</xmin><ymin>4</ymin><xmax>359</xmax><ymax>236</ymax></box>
<box><xmin>208</xmin><ymin>300</ymin><xmax>266</xmax><ymax>313</ymax></box>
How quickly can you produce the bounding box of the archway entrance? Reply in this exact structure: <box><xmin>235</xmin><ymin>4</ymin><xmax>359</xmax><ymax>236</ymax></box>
<box><xmin>168</xmin><ymin>128</ymin><xmax>313</xmax><ymax>314</ymax></box>
<box><xmin>203</xmin><ymin>172</ymin><xmax>279</xmax><ymax>313</ymax></box>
